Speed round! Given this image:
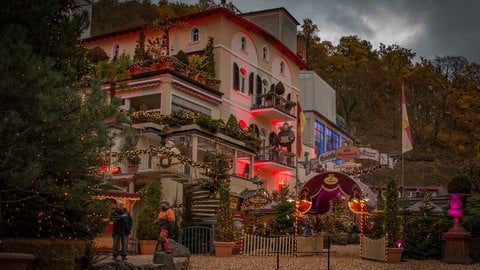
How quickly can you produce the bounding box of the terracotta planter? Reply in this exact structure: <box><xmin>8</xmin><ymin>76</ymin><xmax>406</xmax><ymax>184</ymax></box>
<box><xmin>138</xmin><ymin>240</ymin><xmax>157</xmax><ymax>255</ymax></box>
<box><xmin>386</xmin><ymin>247</ymin><xmax>403</xmax><ymax>263</ymax></box>
<box><xmin>129</xmin><ymin>66</ymin><xmax>141</xmax><ymax>75</ymax></box>
<box><xmin>127</xmin><ymin>165</ymin><xmax>139</xmax><ymax>173</ymax></box>
<box><xmin>159</xmin><ymin>61</ymin><xmax>175</xmax><ymax>70</ymax></box>
<box><xmin>0</xmin><ymin>253</ymin><xmax>35</xmax><ymax>270</ymax></box>
<box><xmin>150</xmin><ymin>63</ymin><xmax>161</xmax><ymax>71</ymax></box>
<box><xmin>213</xmin><ymin>241</ymin><xmax>235</xmax><ymax>257</ymax></box>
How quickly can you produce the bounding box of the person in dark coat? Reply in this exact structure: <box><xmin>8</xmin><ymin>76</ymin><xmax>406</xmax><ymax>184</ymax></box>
<box><xmin>110</xmin><ymin>201</ymin><xmax>132</xmax><ymax>261</ymax></box>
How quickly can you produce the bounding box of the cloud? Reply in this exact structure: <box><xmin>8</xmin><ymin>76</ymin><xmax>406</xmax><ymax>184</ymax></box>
<box><xmin>175</xmin><ymin>0</ymin><xmax>480</xmax><ymax>63</ymax></box>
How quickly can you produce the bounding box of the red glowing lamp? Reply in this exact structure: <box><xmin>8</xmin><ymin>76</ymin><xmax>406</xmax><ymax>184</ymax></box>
<box><xmin>99</xmin><ymin>165</ymin><xmax>121</xmax><ymax>174</ymax></box>
<box><xmin>295</xmin><ymin>199</ymin><xmax>312</xmax><ymax>216</ymax></box>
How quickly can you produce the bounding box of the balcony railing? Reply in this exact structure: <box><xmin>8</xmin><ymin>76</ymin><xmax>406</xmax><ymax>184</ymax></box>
<box><xmin>100</xmin><ymin>151</ymin><xmax>243</xmax><ymax>182</ymax></box>
<box><xmin>127</xmin><ymin>56</ymin><xmax>221</xmax><ymax>90</ymax></box>
<box><xmin>251</xmin><ymin>94</ymin><xmax>297</xmax><ymax>121</ymax></box>
<box><xmin>255</xmin><ymin>152</ymin><xmax>295</xmax><ymax>167</ymax></box>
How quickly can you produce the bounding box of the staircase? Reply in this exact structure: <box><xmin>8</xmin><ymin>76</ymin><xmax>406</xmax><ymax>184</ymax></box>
<box><xmin>183</xmin><ymin>184</ymin><xmax>219</xmax><ymax>226</ymax></box>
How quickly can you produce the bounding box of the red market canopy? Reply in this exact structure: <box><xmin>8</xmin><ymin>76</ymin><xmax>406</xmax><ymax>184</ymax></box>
<box><xmin>298</xmin><ymin>172</ymin><xmax>376</xmax><ymax>215</ymax></box>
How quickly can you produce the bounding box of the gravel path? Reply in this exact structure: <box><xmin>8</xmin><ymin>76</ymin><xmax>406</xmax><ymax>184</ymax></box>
<box><xmin>185</xmin><ymin>245</ymin><xmax>478</xmax><ymax>270</ymax></box>
<box><xmin>118</xmin><ymin>244</ymin><xmax>477</xmax><ymax>270</ymax></box>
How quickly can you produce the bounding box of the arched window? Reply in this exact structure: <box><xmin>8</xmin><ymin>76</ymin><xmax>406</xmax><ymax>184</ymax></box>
<box><xmin>112</xmin><ymin>43</ymin><xmax>120</xmax><ymax>60</ymax></box>
<box><xmin>262</xmin><ymin>46</ymin><xmax>268</xmax><ymax>60</ymax></box>
<box><xmin>262</xmin><ymin>79</ymin><xmax>269</xmax><ymax>94</ymax></box>
<box><xmin>191</xmin><ymin>28</ymin><xmax>199</xmax><ymax>42</ymax></box>
<box><xmin>241</xmin><ymin>36</ymin><xmax>247</xmax><ymax>50</ymax></box>
<box><xmin>249</xmin><ymin>124</ymin><xmax>260</xmax><ymax>136</ymax></box>
<box><xmin>280</xmin><ymin>61</ymin><xmax>285</xmax><ymax>74</ymax></box>
<box><xmin>255</xmin><ymin>75</ymin><xmax>262</xmax><ymax>107</ymax></box>
<box><xmin>248</xmin><ymin>72</ymin><xmax>254</xmax><ymax>96</ymax></box>
<box><xmin>233</xmin><ymin>63</ymin><xmax>239</xmax><ymax>90</ymax></box>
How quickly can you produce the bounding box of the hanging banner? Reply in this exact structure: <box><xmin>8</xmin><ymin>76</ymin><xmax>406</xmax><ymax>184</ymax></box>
<box><xmin>358</xmin><ymin>148</ymin><xmax>379</xmax><ymax>161</ymax></box>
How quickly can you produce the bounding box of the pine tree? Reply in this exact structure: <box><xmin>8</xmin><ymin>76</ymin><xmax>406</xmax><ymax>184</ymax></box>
<box><xmin>203</xmin><ymin>147</ymin><xmax>235</xmax><ymax>242</ymax></box>
<box><xmin>0</xmin><ymin>0</ymin><xmax>114</xmax><ymax>239</ymax></box>
<box><xmin>270</xmin><ymin>187</ymin><xmax>295</xmax><ymax>235</ymax></box>
<box><xmin>202</xmin><ymin>37</ymin><xmax>216</xmax><ymax>77</ymax></box>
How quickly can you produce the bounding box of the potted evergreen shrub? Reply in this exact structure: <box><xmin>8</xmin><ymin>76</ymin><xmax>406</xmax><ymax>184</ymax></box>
<box><xmin>383</xmin><ymin>177</ymin><xmax>404</xmax><ymax>263</ymax></box>
<box><xmin>133</xmin><ymin>31</ymin><xmax>152</xmax><ymax>72</ymax></box>
<box><xmin>174</xmin><ymin>50</ymin><xmax>189</xmax><ymax>75</ymax></box>
<box><xmin>136</xmin><ymin>181</ymin><xmax>163</xmax><ymax>255</ymax></box>
<box><xmin>202</xmin><ymin>148</ymin><xmax>235</xmax><ymax>256</ymax></box>
<box><xmin>274</xmin><ymin>81</ymin><xmax>285</xmax><ymax>96</ymax></box>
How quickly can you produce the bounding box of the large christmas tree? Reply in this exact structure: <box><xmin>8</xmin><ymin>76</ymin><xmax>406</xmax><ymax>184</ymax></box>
<box><xmin>0</xmin><ymin>0</ymin><xmax>114</xmax><ymax>239</ymax></box>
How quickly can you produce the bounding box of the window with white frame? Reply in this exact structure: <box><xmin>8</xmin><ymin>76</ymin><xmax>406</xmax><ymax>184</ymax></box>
<box><xmin>248</xmin><ymin>72</ymin><xmax>254</xmax><ymax>96</ymax></box>
<box><xmin>241</xmin><ymin>36</ymin><xmax>247</xmax><ymax>50</ymax></box>
<box><xmin>172</xmin><ymin>95</ymin><xmax>210</xmax><ymax>115</ymax></box>
<box><xmin>239</xmin><ymin>67</ymin><xmax>247</xmax><ymax>94</ymax></box>
<box><xmin>191</xmin><ymin>27</ymin><xmax>199</xmax><ymax>42</ymax></box>
<box><xmin>233</xmin><ymin>63</ymin><xmax>239</xmax><ymax>90</ymax></box>
<box><xmin>262</xmin><ymin>46</ymin><xmax>268</xmax><ymax>60</ymax></box>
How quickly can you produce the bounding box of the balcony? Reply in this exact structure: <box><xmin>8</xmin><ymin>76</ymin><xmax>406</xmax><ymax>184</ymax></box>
<box><xmin>127</xmin><ymin>56</ymin><xmax>221</xmax><ymax>90</ymax></box>
<box><xmin>250</xmin><ymin>93</ymin><xmax>296</xmax><ymax>122</ymax></box>
<box><xmin>254</xmin><ymin>147</ymin><xmax>296</xmax><ymax>171</ymax></box>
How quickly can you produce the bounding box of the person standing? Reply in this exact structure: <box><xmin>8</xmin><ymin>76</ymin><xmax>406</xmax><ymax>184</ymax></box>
<box><xmin>110</xmin><ymin>201</ymin><xmax>132</xmax><ymax>261</ymax></box>
<box><xmin>156</xmin><ymin>200</ymin><xmax>175</xmax><ymax>252</ymax></box>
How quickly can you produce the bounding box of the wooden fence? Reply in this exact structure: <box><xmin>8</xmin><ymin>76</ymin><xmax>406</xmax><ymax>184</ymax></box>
<box><xmin>242</xmin><ymin>234</ymin><xmax>295</xmax><ymax>256</ymax></box>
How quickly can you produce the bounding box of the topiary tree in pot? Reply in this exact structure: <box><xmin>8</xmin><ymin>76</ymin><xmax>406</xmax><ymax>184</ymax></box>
<box><xmin>136</xmin><ymin>181</ymin><xmax>163</xmax><ymax>255</ymax></box>
<box><xmin>202</xmin><ymin>147</ymin><xmax>235</xmax><ymax>256</ymax></box>
<box><xmin>371</xmin><ymin>177</ymin><xmax>404</xmax><ymax>263</ymax></box>
<box><xmin>384</xmin><ymin>177</ymin><xmax>402</xmax><ymax>248</ymax></box>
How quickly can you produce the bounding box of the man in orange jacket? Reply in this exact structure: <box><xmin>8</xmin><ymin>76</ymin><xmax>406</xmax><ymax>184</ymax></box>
<box><xmin>156</xmin><ymin>200</ymin><xmax>175</xmax><ymax>252</ymax></box>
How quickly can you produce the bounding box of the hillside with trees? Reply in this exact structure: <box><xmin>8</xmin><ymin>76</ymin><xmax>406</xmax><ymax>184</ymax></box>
<box><xmin>300</xmin><ymin>19</ymin><xmax>480</xmax><ymax>192</ymax></box>
<box><xmin>89</xmin><ymin>1</ymin><xmax>480</xmax><ymax>193</ymax></box>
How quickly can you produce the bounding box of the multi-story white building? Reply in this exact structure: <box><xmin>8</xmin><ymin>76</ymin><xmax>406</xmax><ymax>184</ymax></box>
<box><xmin>82</xmin><ymin>4</ymin><xmax>354</xmax><ymax>252</ymax></box>
<box><xmin>83</xmin><ymin>5</ymin><xmax>309</xmax><ymax>219</ymax></box>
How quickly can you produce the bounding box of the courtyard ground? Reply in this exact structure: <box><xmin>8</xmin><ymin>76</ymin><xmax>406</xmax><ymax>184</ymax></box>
<box><xmin>120</xmin><ymin>244</ymin><xmax>478</xmax><ymax>270</ymax></box>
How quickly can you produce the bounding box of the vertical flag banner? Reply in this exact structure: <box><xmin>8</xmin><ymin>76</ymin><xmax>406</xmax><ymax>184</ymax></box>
<box><xmin>402</xmin><ymin>87</ymin><xmax>413</xmax><ymax>153</ymax></box>
<box><xmin>297</xmin><ymin>101</ymin><xmax>306</xmax><ymax>156</ymax></box>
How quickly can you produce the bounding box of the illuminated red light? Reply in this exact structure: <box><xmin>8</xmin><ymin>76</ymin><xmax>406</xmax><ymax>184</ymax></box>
<box><xmin>99</xmin><ymin>165</ymin><xmax>121</xmax><ymax>174</ymax></box>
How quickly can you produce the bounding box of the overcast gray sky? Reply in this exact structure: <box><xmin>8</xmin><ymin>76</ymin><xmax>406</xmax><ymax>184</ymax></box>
<box><xmin>177</xmin><ymin>0</ymin><xmax>480</xmax><ymax>64</ymax></box>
